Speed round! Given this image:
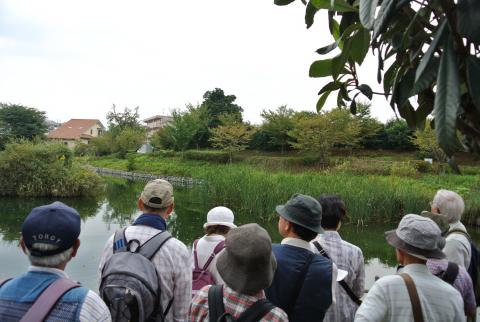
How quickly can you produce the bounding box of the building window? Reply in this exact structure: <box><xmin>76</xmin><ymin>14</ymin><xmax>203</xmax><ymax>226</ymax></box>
<box><xmin>90</xmin><ymin>129</ymin><xmax>93</xmax><ymax>135</ymax></box>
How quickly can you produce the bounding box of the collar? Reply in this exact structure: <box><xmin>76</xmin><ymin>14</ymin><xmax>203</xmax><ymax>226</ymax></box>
<box><xmin>132</xmin><ymin>213</ymin><xmax>167</xmax><ymax>231</ymax></box>
<box><xmin>401</xmin><ymin>263</ymin><xmax>430</xmax><ymax>275</ymax></box>
<box><xmin>224</xmin><ymin>285</ymin><xmax>265</xmax><ymax>300</ymax></box>
<box><xmin>321</xmin><ymin>230</ymin><xmax>341</xmax><ymax>240</ymax></box>
<box><xmin>281</xmin><ymin>237</ymin><xmax>314</xmax><ymax>252</ymax></box>
<box><xmin>449</xmin><ymin>221</ymin><xmax>466</xmax><ymax>231</ymax></box>
<box><xmin>202</xmin><ymin>235</ymin><xmax>226</xmax><ymax>242</ymax></box>
<box><xmin>28</xmin><ymin>265</ymin><xmax>69</xmax><ymax>278</ymax></box>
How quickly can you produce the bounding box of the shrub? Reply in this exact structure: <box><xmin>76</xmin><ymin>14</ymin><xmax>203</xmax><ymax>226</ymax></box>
<box><xmin>409</xmin><ymin>160</ymin><xmax>432</xmax><ymax>173</ymax></box>
<box><xmin>390</xmin><ymin>163</ymin><xmax>420</xmax><ymax>178</ymax></box>
<box><xmin>74</xmin><ymin>143</ymin><xmax>97</xmax><ymax>156</ymax></box>
<box><xmin>332</xmin><ymin>159</ymin><xmax>392</xmax><ymax>176</ymax></box>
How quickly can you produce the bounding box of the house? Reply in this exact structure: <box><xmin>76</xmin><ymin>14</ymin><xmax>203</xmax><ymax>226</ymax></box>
<box><xmin>143</xmin><ymin>115</ymin><xmax>173</xmax><ymax>138</ymax></box>
<box><xmin>47</xmin><ymin>119</ymin><xmax>105</xmax><ymax>149</ymax></box>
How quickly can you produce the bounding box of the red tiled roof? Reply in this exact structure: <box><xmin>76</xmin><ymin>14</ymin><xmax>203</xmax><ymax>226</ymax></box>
<box><xmin>47</xmin><ymin>119</ymin><xmax>104</xmax><ymax>140</ymax></box>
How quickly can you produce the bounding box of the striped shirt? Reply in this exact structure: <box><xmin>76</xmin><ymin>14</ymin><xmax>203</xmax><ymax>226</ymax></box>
<box><xmin>29</xmin><ymin>266</ymin><xmax>111</xmax><ymax>322</ymax></box>
<box><xmin>355</xmin><ymin>264</ymin><xmax>465</xmax><ymax>322</ymax></box>
<box><xmin>98</xmin><ymin>225</ymin><xmax>192</xmax><ymax>322</ymax></box>
<box><xmin>313</xmin><ymin>231</ymin><xmax>365</xmax><ymax>322</ymax></box>
<box><xmin>189</xmin><ymin>285</ymin><xmax>288</xmax><ymax>322</ymax></box>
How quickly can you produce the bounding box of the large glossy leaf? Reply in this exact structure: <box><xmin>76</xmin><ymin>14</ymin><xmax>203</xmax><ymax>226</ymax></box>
<box><xmin>398</xmin><ymin>101</ymin><xmax>416</xmax><ymax>128</ymax></box>
<box><xmin>305</xmin><ymin>1</ymin><xmax>319</xmax><ymax>29</ymax></box>
<box><xmin>350</xmin><ymin>28</ymin><xmax>371</xmax><ymax>64</ymax></box>
<box><xmin>316</xmin><ymin>91</ymin><xmax>331</xmax><ymax>112</ymax></box>
<box><xmin>416</xmin><ymin>90</ymin><xmax>435</xmax><ymax>122</ymax></box>
<box><xmin>395</xmin><ymin>68</ymin><xmax>415</xmax><ymax>108</ymax></box>
<box><xmin>312</xmin><ymin>0</ymin><xmax>356</xmax><ymax>12</ymax></box>
<box><xmin>373</xmin><ymin>0</ymin><xmax>398</xmax><ymax>40</ymax></box>
<box><xmin>466</xmin><ymin>56</ymin><xmax>480</xmax><ymax>111</ymax></box>
<box><xmin>309</xmin><ymin>59</ymin><xmax>333</xmax><ymax>78</ymax></box>
<box><xmin>457</xmin><ymin>0</ymin><xmax>480</xmax><ymax>44</ymax></box>
<box><xmin>274</xmin><ymin>0</ymin><xmax>296</xmax><ymax>6</ymax></box>
<box><xmin>383</xmin><ymin>61</ymin><xmax>398</xmax><ymax>97</ymax></box>
<box><xmin>434</xmin><ymin>35</ymin><xmax>460</xmax><ymax>156</ymax></box>
<box><xmin>411</xmin><ymin>57</ymin><xmax>439</xmax><ymax>96</ymax></box>
<box><xmin>329</xmin><ymin>15</ymin><xmax>341</xmax><ymax>40</ymax></box>
<box><xmin>415</xmin><ymin>21</ymin><xmax>447</xmax><ymax>83</ymax></box>
<box><xmin>357</xmin><ymin>84</ymin><xmax>373</xmax><ymax>100</ymax></box>
<box><xmin>316</xmin><ymin>23</ymin><xmax>361</xmax><ymax>55</ymax></box>
<box><xmin>359</xmin><ymin>0</ymin><xmax>379</xmax><ymax>29</ymax></box>
<box><xmin>318</xmin><ymin>81</ymin><xmax>343</xmax><ymax>95</ymax></box>
<box><xmin>316</xmin><ymin>42</ymin><xmax>338</xmax><ymax>55</ymax></box>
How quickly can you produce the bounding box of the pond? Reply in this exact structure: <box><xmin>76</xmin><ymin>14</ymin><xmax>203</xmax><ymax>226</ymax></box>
<box><xmin>1</xmin><ymin>177</ymin><xmax>479</xmax><ymax>293</ymax></box>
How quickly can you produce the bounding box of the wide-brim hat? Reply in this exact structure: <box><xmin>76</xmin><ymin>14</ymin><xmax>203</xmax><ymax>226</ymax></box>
<box><xmin>385</xmin><ymin>214</ymin><xmax>445</xmax><ymax>260</ymax></box>
<box><xmin>276</xmin><ymin>193</ymin><xmax>324</xmax><ymax>234</ymax></box>
<box><xmin>203</xmin><ymin>206</ymin><xmax>237</xmax><ymax>229</ymax></box>
<box><xmin>216</xmin><ymin>223</ymin><xmax>277</xmax><ymax>295</ymax></box>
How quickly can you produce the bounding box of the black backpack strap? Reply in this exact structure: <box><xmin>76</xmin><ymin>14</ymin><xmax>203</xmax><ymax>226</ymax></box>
<box><xmin>284</xmin><ymin>253</ymin><xmax>315</xmax><ymax>316</ymax></box>
<box><xmin>442</xmin><ymin>261</ymin><xmax>460</xmax><ymax>285</ymax></box>
<box><xmin>208</xmin><ymin>285</ymin><xmax>225</xmax><ymax>322</ymax></box>
<box><xmin>237</xmin><ymin>299</ymin><xmax>275</xmax><ymax>322</ymax></box>
<box><xmin>447</xmin><ymin>229</ymin><xmax>471</xmax><ymax>240</ymax></box>
<box><xmin>0</xmin><ymin>278</ymin><xmax>12</xmax><ymax>288</ymax></box>
<box><xmin>313</xmin><ymin>241</ymin><xmax>362</xmax><ymax>306</ymax></box>
<box><xmin>112</xmin><ymin>227</ymin><xmax>128</xmax><ymax>253</ymax></box>
<box><xmin>139</xmin><ymin>230</ymin><xmax>172</xmax><ymax>260</ymax></box>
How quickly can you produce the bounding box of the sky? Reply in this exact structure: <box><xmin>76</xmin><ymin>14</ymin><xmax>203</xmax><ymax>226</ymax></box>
<box><xmin>0</xmin><ymin>0</ymin><xmax>396</xmax><ymax>125</ymax></box>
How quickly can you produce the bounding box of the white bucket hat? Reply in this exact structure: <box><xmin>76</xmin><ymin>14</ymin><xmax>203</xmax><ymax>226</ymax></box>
<box><xmin>203</xmin><ymin>206</ymin><xmax>236</xmax><ymax>229</ymax></box>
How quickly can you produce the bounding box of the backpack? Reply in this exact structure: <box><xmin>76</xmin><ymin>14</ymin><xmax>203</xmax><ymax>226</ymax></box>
<box><xmin>434</xmin><ymin>261</ymin><xmax>459</xmax><ymax>285</ymax></box>
<box><xmin>192</xmin><ymin>239</ymin><xmax>225</xmax><ymax>296</ymax></box>
<box><xmin>100</xmin><ymin>227</ymin><xmax>172</xmax><ymax>322</ymax></box>
<box><xmin>207</xmin><ymin>285</ymin><xmax>275</xmax><ymax>322</ymax></box>
<box><xmin>447</xmin><ymin>229</ymin><xmax>480</xmax><ymax>306</ymax></box>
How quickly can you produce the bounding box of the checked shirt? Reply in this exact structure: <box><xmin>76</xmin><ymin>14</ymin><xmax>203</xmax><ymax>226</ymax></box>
<box><xmin>189</xmin><ymin>285</ymin><xmax>288</xmax><ymax>322</ymax></box>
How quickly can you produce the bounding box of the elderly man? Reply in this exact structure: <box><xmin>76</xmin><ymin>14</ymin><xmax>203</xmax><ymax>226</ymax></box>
<box><xmin>0</xmin><ymin>202</ymin><xmax>111</xmax><ymax>322</ymax></box>
<box><xmin>355</xmin><ymin>214</ymin><xmax>465</xmax><ymax>322</ymax></box>
<box><xmin>431</xmin><ymin>189</ymin><xmax>471</xmax><ymax>268</ymax></box>
<box><xmin>98</xmin><ymin>179</ymin><xmax>191</xmax><ymax>322</ymax></box>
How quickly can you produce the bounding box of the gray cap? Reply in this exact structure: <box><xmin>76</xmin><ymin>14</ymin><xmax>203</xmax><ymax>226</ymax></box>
<box><xmin>385</xmin><ymin>214</ymin><xmax>445</xmax><ymax>260</ymax></box>
<box><xmin>140</xmin><ymin>179</ymin><xmax>174</xmax><ymax>209</ymax></box>
<box><xmin>216</xmin><ymin>223</ymin><xmax>277</xmax><ymax>295</ymax></box>
<box><xmin>275</xmin><ymin>193</ymin><xmax>323</xmax><ymax>234</ymax></box>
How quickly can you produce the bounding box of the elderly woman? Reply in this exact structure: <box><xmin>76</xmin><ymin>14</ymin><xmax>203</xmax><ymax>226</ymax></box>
<box><xmin>431</xmin><ymin>189</ymin><xmax>471</xmax><ymax>268</ymax></box>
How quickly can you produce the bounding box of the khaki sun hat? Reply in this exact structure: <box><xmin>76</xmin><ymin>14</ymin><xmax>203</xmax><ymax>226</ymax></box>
<box><xmin>140</xmin><ymin>179</ymin><xmax>174</xmax><ymax>209</ymax></box>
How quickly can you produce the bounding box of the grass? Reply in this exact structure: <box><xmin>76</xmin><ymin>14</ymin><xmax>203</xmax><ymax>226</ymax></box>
<box><xmin>85</xmin><ymin>152</ymin><xmax>480</xmax><ymax>224</ymax></box>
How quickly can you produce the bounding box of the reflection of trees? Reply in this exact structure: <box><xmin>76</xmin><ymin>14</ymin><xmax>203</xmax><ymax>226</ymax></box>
<box><xmin>102</xmin><ymin>178</ymin><xmax>142</xmax><ymax>226</ymax></box>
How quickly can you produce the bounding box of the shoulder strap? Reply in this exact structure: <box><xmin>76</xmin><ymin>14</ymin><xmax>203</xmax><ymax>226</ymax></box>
<box><xmin>443</xmin><ymin>262</ymin><xmax>460</xmax><ymax>285</ymax></box>
<box><xmin>193</xmin><ymin>239</ymin><xmax>201</xmax><ymax>270</ymax></box>
<box><xmin>0</xmin><ymin>278</ymin><xmax>12</xmax><ymax>288</ymax></box>
<box><xmin>237</xmin><ymin>298</ymin><xmax>275</xmax><ymax>322</ymax></box>
<box><xmin>285</xmin><ymin>253</ymin><xmax>315</xmax><ymax>316</ymax></box>
<box><xmin>139</xmin><ymin>230</ymin><xmax>172</xmax><ymax>260</ymax></box>
<box><xmin>113</xmin><ymin>227</ymin><xmax>128</xmax><ymax>253</ymax></box>
<box><xmin>400</xmin><ymin>273</ymin><xmax>424</xmax><ymax>322</ymax></box>
<box><xmin>447</xmin><ymin>229</ymin><xmax>471</xmax><ymax>240</ymax></box>
<box><xmin>313</xmin><ymin>241</ymin><xmax>362</xmax><ymax>305</ymax></box>
<box><xmin>208</xmin><ymin>285</ymin><xmax>225</xmax><ymax>322</ymax></box>
<box><xmin>19</xmin><ymin>278</ymin><xmax>80</xmax><ymax>322</ymax></box>
<box><xmin>202</xmin><ymin>240</ymin><xmax>226</xmax><ymax>271</ymax></box>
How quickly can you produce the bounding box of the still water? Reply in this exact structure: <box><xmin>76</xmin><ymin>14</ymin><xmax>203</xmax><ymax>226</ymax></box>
<box><xmin>1</xmin><ymin>177</ymin><xmax>478</xmax><ymax>292</ymax></box>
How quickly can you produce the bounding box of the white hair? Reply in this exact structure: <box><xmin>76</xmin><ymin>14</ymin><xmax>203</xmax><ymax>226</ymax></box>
<box><xmin>432</xmin><ymin>189</ymin><xmax>465</xmax><ymax>223</ymax></box>
<box><xmin>26</xmin><ymin>243</ymin><xmax>74</xmax><ymax>268</ymax></box>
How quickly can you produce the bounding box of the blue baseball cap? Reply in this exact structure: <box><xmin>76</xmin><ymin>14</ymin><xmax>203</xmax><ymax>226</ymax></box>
<box><xmin>21</xmin><ymin>202</ymin><xmax>81</xmax><ymax>257</ymax></box>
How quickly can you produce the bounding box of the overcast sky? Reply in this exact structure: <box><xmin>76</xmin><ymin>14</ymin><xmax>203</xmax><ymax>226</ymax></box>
<box><xmin>0</xmin><ymin>0</ymin><xmax>396</xmax><ymax>125</ymax></box>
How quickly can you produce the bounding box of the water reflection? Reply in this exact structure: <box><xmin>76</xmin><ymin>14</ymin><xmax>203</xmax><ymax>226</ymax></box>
<box><xmin>1</xmin><ymin>177</ymin><xmax>479</xmax><ymax>291</ymax></box>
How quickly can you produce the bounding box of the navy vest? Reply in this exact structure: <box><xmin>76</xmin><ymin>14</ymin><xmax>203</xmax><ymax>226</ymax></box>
<box><xmin>265</xmin><ymin>244</ymin><xmax>333</xmax><ymax>322</ymax></box>
<box><xmin>0</xmin><ymin>271</ymin><xmax>88</xmax><ymax>322</ymax></box>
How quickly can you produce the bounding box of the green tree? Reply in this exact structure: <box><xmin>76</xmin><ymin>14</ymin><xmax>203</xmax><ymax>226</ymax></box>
<box><xmin>0</xmin><ymin>104</ymin><xmax>47</xmax><ymax>148</ymax></box>
<box><xmin>90</xmin><ymin>132</ymin><xmax>115</xmax><ymax>156</ymax></box>
<box><xmin>414</xmin><ymin>120</ymin><xmax>447</xmax><ymax>161</ymax></box>
<box><xmin>275</xmin><ymin>0</ymin><xmax>480</xmax><ymax>160</ymax></box>
<box><xmin>260</xmin><ymin>105</ymin><xmax>295</xmax><ymax>153</ymax></box>
<box><xmin>210</xmin><ymin>123</ymin><xmax>256</xmax><ymax>162</ymax></box>
<box><xmin>202</xmin><ymin>88</ymin><xmax>244</xmax><ymax>129</ymax></box>
<box><xmin>354</xmin><ymin>102</ymin><xmax>383</xmax><ymax>148</ymax></box>
<box><xmin>115</xmin><ymin>127</ymin><xmax>146</xmax><ymax>158</ymax></box>
<box><xmin>384</xmin><ymin>119</ymin><xmax>415</xmax><ymax>151</ymax></box>
<box><xmin>106</xmin><ymin>105</ymin><xmax>143</xmax><ymax>134</ymax></box>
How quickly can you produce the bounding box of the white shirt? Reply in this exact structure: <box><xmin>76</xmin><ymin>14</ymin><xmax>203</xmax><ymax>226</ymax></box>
<box><xmin>28</xmin><ymin>266</ymin><xmax>111</xmax><ymax>322</ymax></box>
<box><xmin>445</xmin><ymin>221</ymin><xmax>471</xmax><ymax>268</ymax></box>
<box><xmin>281</xmin><ymin>237</ymin><xmax>338</xmax><ymax>305</ymax></box>
<box><xmin>98</xmin><ymin>225</ymin><xmax>192</xmax><ymax>322</ymax></box>
<box><xmin>191</xmin><ymin>234</ymin><xmax>225</xmax><ymax>285</ymax></box>
<box><xmin>354</xmin><ymin>264</ymin><xmax>465</xmax><ymax>322</ymax></box>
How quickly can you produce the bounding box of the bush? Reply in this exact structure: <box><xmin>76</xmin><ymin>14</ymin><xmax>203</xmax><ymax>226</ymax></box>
<box><xmin>390</xmin><ymin>163</ymin><xmax>420</xmax><ymax>178</ymax></box>
<box><xmin>409</xmin><ymin>160</ymin><xmax>432</xmax><ymax>173</ymax></box>
<box><xmin>333</xmin><ymin>159</ymin><xmax>392</xmax><ymax>176</ymax></box>
<box><xmin>74</xmin><ymin>143</ymin><xmax>97</xmax><ymax>156</ymax></box>
<box><xmin>0</xmin><ymin>141</ymin><xmax>102</xmax><ymax>197</ymax></box>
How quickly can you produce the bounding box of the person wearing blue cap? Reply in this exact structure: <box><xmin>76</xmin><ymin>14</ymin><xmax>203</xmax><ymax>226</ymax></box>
<box><xmin>265</xmin><ymin>193</ymin><xmax>339</xmax><ymax>322</ymax></box>
<box><xmin>0</xmin><ymin>201</ymin><xmax>111</xmax><ymax>322</ymax></box>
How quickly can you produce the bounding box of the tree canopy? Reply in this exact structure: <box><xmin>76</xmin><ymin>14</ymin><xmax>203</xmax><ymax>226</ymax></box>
<box><xmin>0</xmin><ymin>103</ymin><xmax>47</xmax><ymax>147</ymax></box>
<box><xmin>202</xmin><ymin>88</ymin><xmax>244</xmax><ymax>128</ymax></box>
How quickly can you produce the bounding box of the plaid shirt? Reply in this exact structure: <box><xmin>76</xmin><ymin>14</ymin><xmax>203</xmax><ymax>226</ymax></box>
<box><xmin>313</xmin><ymin>231</ymin><xmax>365</xmax><ymax>322</ymax></box>
<box><xmin>189</xmin><ymin>285</ymin><xmax>288</xmax><ymax>322</ymax></box>
<box><xmin>98</xmin><ymin>225</ymin><xmax>192</xmax><ymax>322</ymax></box>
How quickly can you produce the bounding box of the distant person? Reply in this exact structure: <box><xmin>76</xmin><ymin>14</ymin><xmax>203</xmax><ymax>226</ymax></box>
<box><xmin>0</xmin><ymin>202</ymin><xmax>111</xmax><ymax>322</ymax></box>
<box><xmin>265</xmin><ymin>193</ymin><xmax>339</xmax><ymax>322</ymax></box>
<box><xmin>192</xmin><ymin>206</ymin><xmax>236</xmax><ymax>295</ymax></box>
<box><xmin>312</xmin><ymin>195</ymin><xmax>365</xmax><ymax>322</ymax></box>
<box><xmin>355</xmin><ymin>214</ymin><xmax>465</xmax><ymax>322</ymax></box>
<box><xmin>431</xmin><ymin>189</ymin><xmax>471</xmax><ymax>268</ymax></box>
<box><xmin>98</xmin><ymin>179</ymin><xmax>191</xmax><ymax>322</ymax></box>
<box><xmin>189</xmin><ymin>223</ymin><xmax>288</xmax><ymax>322</ymax></box>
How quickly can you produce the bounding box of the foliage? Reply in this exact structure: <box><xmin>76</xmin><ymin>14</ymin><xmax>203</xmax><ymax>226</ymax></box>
<box><xmin>383</xmin><ymin>119</ymin><xmax>415</xmax><ymax>151</ymax></box>
<box><xmin>202</xmin><ymin>88</ymin><xmax>243</xmax><ymax>129</ymax></box>
<box><xmin>0</xmin><ymin>103</ymin><xmax>47</xmax><ymax>149</ymax></box>
<box><xmin>414</xmin><ymin>120</ymin><xmax>447</xmax><ymax>162</ymax></box>
<box><xmin>106</xmin><ymin>105</ymin><xmax>143</xmax><ymax>134</ymax></box>
<box><xmin>90</xmin><ymin>132</ymin><xmax>115</xmax><ymax>156</ymax></box>
<box><xmin>354</xmin><ymin>102</ymin><xmax>383</xmax><ymax>148</ymax></box>
<box><xmin>115</xmin><ymin>127</ymin><xmax>146</xmax><ymax>158</ymax></box>
<box><xmin>74</xmin><ymin>143</ymin><xmax>97</xmax><ymax>157</ymax></box>
<box><xmin>275</xmin><ymin>0</ymin><xmax>480</xmax><ymax>160</ymax></box>
<box><xmin>150</xmin><ymin>127</ymin><xmax>173</xmax><ymax>150</ymax></box>
<box><xmin>260</xmin><ymin>105</ymin><xmax>296</xmax><ymax>153</ymax></box>
<box><xmin>0</xmin><ymin>141</ymin><xmax>101</xmax><ymax>196</ymax></box>
<box><xmin>183</xmin><ymin>150</ymin><xmax>231</xmax><ymax>163</ymax></box>
<box><xmin>209</xmin><ymin>123</ymin><xmax>256</xmax><ymax>162</ymax></box>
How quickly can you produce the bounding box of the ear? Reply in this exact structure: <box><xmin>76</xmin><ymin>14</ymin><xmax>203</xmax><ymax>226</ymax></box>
<box><xmin>19</xmin><ymin>239</ymin><xmax>27</xmax><ymax>254</ymax></box>
<box><xmin>137</xmin><ymin>198</ymin><xmax>144</xmax><ymax>211</ymax></box>
<box><xmin>71</xmin><ymin>239</ymin><xmax>81</xmax><ymax>258</ymax></box>
<box><xmin>166</xmin><ymin>203</ymin><xmax>174</xmax><ymax>215</ymax></box>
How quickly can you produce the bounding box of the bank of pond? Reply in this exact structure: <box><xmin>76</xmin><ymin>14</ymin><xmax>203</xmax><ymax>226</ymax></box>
<box><xmin>1</xmin><ymin>177</ymin><xmax>480</xmax><ymax>292</ymax></box>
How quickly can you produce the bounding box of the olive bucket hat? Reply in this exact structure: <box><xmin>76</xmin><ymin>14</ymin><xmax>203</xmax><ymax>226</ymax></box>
<box><xmin>275</xmin><ymin>193</ymin><xmax>324</xmax><ymax>234</ymax></box>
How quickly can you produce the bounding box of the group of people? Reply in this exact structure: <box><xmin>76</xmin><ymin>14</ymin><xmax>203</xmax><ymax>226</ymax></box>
<box><xmin>0</xmin><ymin>178</ymin><xmax>476</xmax><ymax>322</ymax></box>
